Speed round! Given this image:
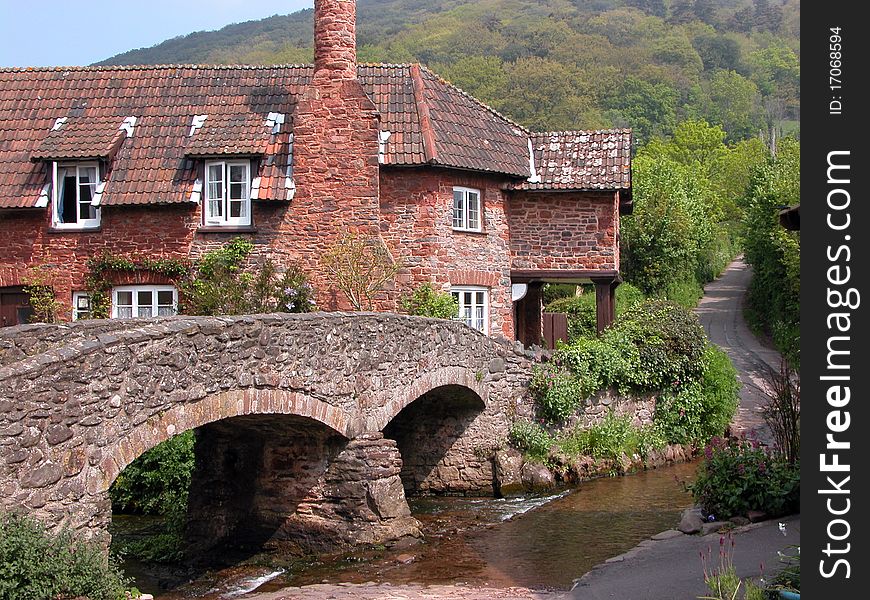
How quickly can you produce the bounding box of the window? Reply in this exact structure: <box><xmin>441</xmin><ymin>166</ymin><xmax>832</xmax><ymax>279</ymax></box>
<box><xmin>112</xmin><ymin>286</ymin><xmax>177</xmax><ymax>319</ymax></box>
<box><xmin>451</xmin><ymin>286</ymin><xmax>488</xmax><ymax>333</ymax></box>
<box><xmin>452</xmin><ymin>187</ymin><xmax>481</xmax><ymax>232</ymax></box>
<box><xmin>72</xmin><ymin>292</ymin><xmax>92</xmax><ymax>321</ymax></box>
<box><xmin>52</xmin><ymin>163</ymin><xmax>100</xmax><ymax>229</ymax></box>
<box><xmin>204</xmin><ymin>160</ymin><xmax>251</xmax><ymax>226</ymax></box>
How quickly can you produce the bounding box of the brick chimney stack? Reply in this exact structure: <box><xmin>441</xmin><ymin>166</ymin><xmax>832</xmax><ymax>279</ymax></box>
<box><xmin>314</xmin><ymin>0</ymin><xmax>357</xmax><ymax>79</ymax></box>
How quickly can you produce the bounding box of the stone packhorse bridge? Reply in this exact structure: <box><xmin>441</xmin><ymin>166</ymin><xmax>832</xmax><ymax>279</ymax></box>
<box><xmin>0</xmin><ymin>313</ymin><xmax>535</xmax><ymax>554</ymax></box>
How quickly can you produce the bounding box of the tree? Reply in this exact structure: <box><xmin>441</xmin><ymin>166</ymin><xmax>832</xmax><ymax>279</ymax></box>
<box><xmin>708</xmin><ymin>70</ymin><xmax>763</xmax><ymax>142</ymax></box>
<box><xmin>693</xmin><ymin>33</ymin><xmax>741</xmax><ymax>71</ymax></box>
<box><xmin>606</xmin><ymin>77</ymin><xmax>678</xmax><ymax>145</ymax></box>
<box><xmin>322</xmin><ymin>233</ymin><xmax>400</xmax><ymax>311</ymax></box>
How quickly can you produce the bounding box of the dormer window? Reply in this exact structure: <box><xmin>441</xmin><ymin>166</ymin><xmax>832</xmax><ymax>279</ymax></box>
<box><xmin>52</xmin><ymin>162</ymin><xmax>101</xmax><ymax>229</ymax></box>
<box><xmin>204</xmin><ymin>160</ymin><xmax>251</xmax><ymax>227</ymax></box>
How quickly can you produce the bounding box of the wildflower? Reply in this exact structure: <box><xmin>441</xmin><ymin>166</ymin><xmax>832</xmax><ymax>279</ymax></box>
<box><xmin>737</xmin><ymin>463</ymin><xmax>745</xmax><ymax>475</ymax></box>
<box><xmin>709</xmin><ymin>514</ymin><xmax>716</xmax><ymax>522</ymax></box>
<box><xmin>704</xmin><ymin>445</ymin><xmax>713</xmax><ymax>459</ymax></box>
<box><xmin>778</xmin><ymin>522</ymin><xmax>787</xmax><ymax>536</ymax></box>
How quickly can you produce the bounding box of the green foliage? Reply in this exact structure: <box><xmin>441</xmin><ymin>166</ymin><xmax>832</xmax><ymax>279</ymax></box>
<box><xmin>687</xmin><ymin>437</ymin><xmax>800</xmax><ymax>520</ymax></box>
<box><xmin>556</xmin><ymin>412</ymin><xmax>666</xmax><ymax>462</ymax></box>
<box><xmin>110</xmin><ymin>431</ymin><xmax>195</xmax><ymax>516</ymax></box>
<box><xmin>742</xmin><ymin>138</ymin><xmax>800</xmax><ymax>365</ymax></box>
<box><xmin>0</xmin><ymin>512</ymin><xmax>130</xmax><ymax>600</ymax></box>
<box><xmin>22</xmin><ymin>264</ymin><xmax>66</xmax><ymax>324</ymax></box>
<box><xmin>508</xmin><ymin>419</ymin><xmax>553</xmax><ymax>463</ymax></box>
<box><xmin>399</xmin><ymin>282</ymin><xmax>459</xmax><ymax>319</ymax></box>
<box><xmin>555</xmin><ymin>299</ymin><xmax>708</xmax><ymax>394</ymax></box>
<box><xmin>528</xmin><ymin>364</ymin><xmax>585</xmax><ymax>424</ymax></box>
<box><xmin>109</xmin><ymin>432</ymin><xmax>194</xmax><ymax>564</ymax></box>
<box><xmin>654</xmin><ymin>345</ymin><xmax>740</xmax><ymax>445</ymax></box>
<box><xmin>322</xmin><ymin>233</ymin><xmax>400</xmax><ymax>311</ymax></box>
<box><xmin>544</xmin><ymin>283</ymin><xmax>645</xmax><ymax>340</ymax></box>
<box><xmin>180</xmin><ymin>237</ymin><xmax>316</xmax><ymax>316</ymax></box>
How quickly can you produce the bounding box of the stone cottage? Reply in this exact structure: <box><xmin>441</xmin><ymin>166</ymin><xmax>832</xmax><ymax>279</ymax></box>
<box><xmin>0</xmin><ymin>0</ymin><xmax>631</xmax><ymax>346</ymax></box>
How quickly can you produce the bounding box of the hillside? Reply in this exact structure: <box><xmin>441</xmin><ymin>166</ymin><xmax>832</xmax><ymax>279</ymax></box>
<box><xmin>98</xmin><ymin>0</ymin><xmax>800</xmax><ymax>143</ymax></box>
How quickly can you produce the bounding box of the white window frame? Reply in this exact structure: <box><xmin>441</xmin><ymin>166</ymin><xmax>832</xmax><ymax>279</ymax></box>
<box><xmin>111</xmin><ymin>285</ymin><xmax>178</xmax><ymax>319</ymax></box>
<box><xmin>51</xmin><ymin>162</ymin><xmax>101</xmax><ymax>229</ymax></box>
<box><xmin>203</xmin><ymin>159</ymin><xmax>252</xmax><ymax>227</ymax></box>
<box><xmin>71</xmin><ymin>291</ymin><xmax>92</xmax><ymax>321</ymax></box>
<box><xmin>451</xmin><ymin>286</ymin><xmax>489</xmax><ymax>334</ymax></box>
<box><xmin>452</xmin><ymin>186</ymin><xmax>482</xmax><ymax>232</ymax></box>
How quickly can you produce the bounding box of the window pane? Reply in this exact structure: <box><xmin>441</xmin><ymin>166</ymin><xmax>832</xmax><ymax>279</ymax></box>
<box><xmin>229</xmin><ymin>181</ymin><xmax>247</xmax><ymax>201</ymax></box>
<box><xmin>207</xmin><ymin>164</ymin><xmax>223</xmax><ymax>184</ymax></box>
<box><xmin>137</xmin><ymin>290</ymin><xmax>153</xmax><ymax>307</ymax></box>
<box><xmin>453</xmin><ymin>190</ymin><xmax>464</xmax><ymax>228</ymax></box>
<box><xmin>157</xmin><ymin>306</ymin><xmax>176</xmax><ymax>317</ymax></box>
<box><xmin>116</xmin><ymin>291</ymin><xmax>133</xmax><ymax>306</ymax></box>
<box><xmin>467</xmin><ymin>192</ymin><xmax>480</xmax><ymax>230</ymax></box>
<box><xmin>229</xmin><ymin>164</ymin><xmax>247</xmax><ymax>183</ymax></box>
<box><xmin>138</xmin><ymin>306</ymin><xmax>153</xmax><ymax>318</ymax></box>
<box><xmin>157</xmin><ymin>290</ymin><xmax>174</xmax><ymax>306</ymax></box>
<box><xmin>59</xmin><ymin>171</ymin><xmax>77</xmax><ymax>224</ymax></box>
<box><xmin>118</xmin><ymin>307</ymin><xmax>132</xmax><ymax>318</ymax></box>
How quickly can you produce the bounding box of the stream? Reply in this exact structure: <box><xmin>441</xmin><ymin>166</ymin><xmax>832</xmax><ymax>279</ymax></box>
<box><xmin>111</xmin><ymin>460</ymin><xmax>698</xmax><ymax>598</ymax></box>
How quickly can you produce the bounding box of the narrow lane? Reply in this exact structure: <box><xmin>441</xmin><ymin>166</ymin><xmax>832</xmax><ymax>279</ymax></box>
<box><xmin>694</xmin><ymin>256</ymin><xmax>782</xmax><ymax>445</ymax></box>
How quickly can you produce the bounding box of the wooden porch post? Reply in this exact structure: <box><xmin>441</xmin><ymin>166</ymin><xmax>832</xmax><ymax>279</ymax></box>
<box><xmin>592</xmin><ymin>277</ymin><xmax>620</xmax><ymax>334</ymax></box>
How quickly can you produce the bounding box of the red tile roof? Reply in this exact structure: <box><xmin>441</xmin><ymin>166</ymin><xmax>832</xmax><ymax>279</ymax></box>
<box><xmin>520</xmin><ymin>129</ymin><xmax>633</xmax><ymax>192</ymax></box>
<box><xmin>0</xmin><ymin>64</ymin><xmax>631</xmax><ymax>210</ymax></box>
<box><xmin>31</xmin><ymin>116</ymin><xmax>128</xmax><ymax>161</ymax></box>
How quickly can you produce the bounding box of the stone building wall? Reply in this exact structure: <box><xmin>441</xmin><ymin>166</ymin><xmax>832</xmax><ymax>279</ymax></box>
<box><xmin>506</xmin><ymin>190</ymin><xmax>619</xmax><ymax>271</ymax></box>
<box><xmin>379</xmin><ymin>167</ymin><xmax>514</xmax><ymax>338</ymax></box>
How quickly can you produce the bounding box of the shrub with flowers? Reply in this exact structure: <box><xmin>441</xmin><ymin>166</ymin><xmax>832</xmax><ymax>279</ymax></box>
<box><xmin>180</xmin><ymin>238</ymin><xmax>316</xmax><ymax>315</ymax></box>
<box><xmin>687</xmin><ymin>436</ymin><xmax>800</xmax><ymax>520</ymax></box>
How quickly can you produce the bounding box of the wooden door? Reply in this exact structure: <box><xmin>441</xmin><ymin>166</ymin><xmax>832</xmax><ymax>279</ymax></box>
<box><xmin>0</xmin><ymin>288</ymin><xmax>32</xmax><ymax>327</ymax></box>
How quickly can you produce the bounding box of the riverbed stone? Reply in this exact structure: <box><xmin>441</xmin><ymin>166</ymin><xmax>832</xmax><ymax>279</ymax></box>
<box><xmin>678</xmin><ymin>508</ymin><xmax>705</xmax><ymax>534</ymax></box>
<box><xmin>747</xmin><ymin>510</ymin><xmax>768</xmax><ymax>523</ymax></box>
<box><xmin>520</xmin><ymin>462</ymin><xmax>556</xmax><ymax>491</ymax></box>
<box><xmin>493</xmin><ymin>448</ymin><xmax>524</xmax><ymax>495</ymax></box>
<box><xmin>701</xmin><ymin>520</ymin><xmax>732</xmax><ymax>535</ymax></box>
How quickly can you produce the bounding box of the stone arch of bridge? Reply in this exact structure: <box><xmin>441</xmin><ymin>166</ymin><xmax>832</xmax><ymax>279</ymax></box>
<box><xmin>96</xmin><ymin>388</ymin><xmax>353</xmax><ymax>492</ymax></box>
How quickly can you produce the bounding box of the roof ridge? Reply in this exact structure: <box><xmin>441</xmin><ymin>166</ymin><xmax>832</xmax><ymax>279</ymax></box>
<box><xmin>532</xmin><ymin>128</ymin><xmax>633</xmax><ymax>136</ymax></box>
<box><xmin>416</xmin><ymin>64</ymin><xmax>531</xmax><ymax>135</ymax></box>
<box><xmin>0</xmin><ymin>64</ymin><xmax>316</xmax><ymax>72</ymax></box>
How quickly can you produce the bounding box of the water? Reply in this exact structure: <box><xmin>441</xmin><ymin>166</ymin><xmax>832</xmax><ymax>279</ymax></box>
<box><xmin>113</xmin><ymin>460</ymin><xmax>698</xmax><ymax>597</ymax></box>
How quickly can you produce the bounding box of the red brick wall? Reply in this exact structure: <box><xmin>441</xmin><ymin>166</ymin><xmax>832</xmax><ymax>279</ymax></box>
<box><xmin>0</xmin><ymin>205</ymin><xmax>195</xmax><ymax>315</ymax></box>
<box><xmin>506</xmin><ymin>191</ymin><xmax>619</xmax><ymax>272</ymax></box>
<box><xmin>379</xmin><ymin>167</ymin><xmax>514</xmax><ymax>339</ymax></box>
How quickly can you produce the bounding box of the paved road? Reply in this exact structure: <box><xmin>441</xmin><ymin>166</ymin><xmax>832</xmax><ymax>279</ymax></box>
<box><xmin>694</xmin><ymin>256</ymin><xmax>782</xmax><ymax>446</ymax></box>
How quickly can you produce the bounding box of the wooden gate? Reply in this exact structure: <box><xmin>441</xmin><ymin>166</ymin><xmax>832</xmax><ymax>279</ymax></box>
<box><xmin>542</xmin><ymin>312</ymin><xmax>569</xmax><ymax>350</ymax></box>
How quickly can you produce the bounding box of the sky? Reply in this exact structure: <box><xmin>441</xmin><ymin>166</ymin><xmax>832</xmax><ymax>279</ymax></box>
<box><xmin>0</xmin><ymin>0</ymin><xmax>314</xmax><ymax>67</ymax></box>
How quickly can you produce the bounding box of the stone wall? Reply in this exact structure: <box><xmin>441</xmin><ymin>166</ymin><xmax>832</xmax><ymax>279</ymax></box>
<box><xmin>0</xmin><ymin>313</ymin><xmax>536</xmax><ymax>550</ymax></box>
<box><xmin>379</xmin><ymin>167</ymin><xmax>513</xmax><ymax>337</ymax></box>
<box><xmin>506</xmin><ymin>190</ymin><xmax>619</xmax><ymax>271</ymax></box>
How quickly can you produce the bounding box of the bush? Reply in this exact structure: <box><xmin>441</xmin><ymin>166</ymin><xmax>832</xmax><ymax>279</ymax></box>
<box><xmin>180</xmin><ymin>238</ymin><xmax>316</xmax><ymax>315</ymax></box>
<box><xmin>555</xmin><ymin>299</ymin><xmax>708</xmax><ymax>395</ymax></box>
<box><xmin>687</xmin><ymin>437</ymin><xmax>800</xmax><ymax>520</ymax></box>
<box><xmin>654</xmin><ymin>345</ymin><xmax>740</xmax><ymax>445</ymax></box>
<box><xmin>0</xmin><ymin>512</ymin><xmax>130</xmax><ymax>600</ymax></box>
<box><xmin>556</xmin><ymin>412</ymin><xmax>666</xmax><ymax>462</ymax></box>
<box><xmin>544</xmin><ymin>283</ymin><xmax>645</xmax><ymax>340</ymax></box>
<box><xmin>110</xmin><ymin>431</ymin><xmax>195</xmax><ymax>516</ymax></box>
<box><xmin>508</xmin><ymin>420</ymin><xmax>553</xmax><ymax>463</ymax></box>
<box><xmin>399</xmin><ymin>283</ymin><xmax>458</xmax><ymax>319</ymax></box>
<box><xmin>528</xmin><ymin>364</ymin><xmax>585</xmax><ymax>424</ymax></box>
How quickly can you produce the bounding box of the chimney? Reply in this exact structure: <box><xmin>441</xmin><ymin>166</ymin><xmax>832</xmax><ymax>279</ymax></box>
<box><xmin>314</xmin><ymin>0</ymin><xmax>357</xmax><ymax>79</ymax></box>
